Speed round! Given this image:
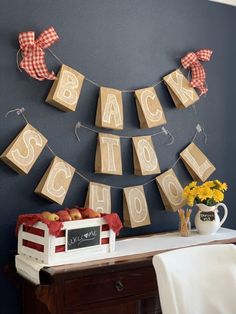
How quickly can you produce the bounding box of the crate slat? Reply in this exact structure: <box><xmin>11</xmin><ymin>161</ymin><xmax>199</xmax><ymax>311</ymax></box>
<box><xmin>21</xmin><ymin>231</ymin><xmax>46</xmax><ymax>245</ymax></box>
<box><xmin>53</xmin><ymin>237</ymin><xmax>66</xmax><ymax>246</ymax></box>
<box><xmin>101</xmin><ymin>231</ymin><xmax>110</xmax><ymax>238</ymax></box>
<box><xmin>19</xmin><ymin>246</ymin><xmax>44</xmax><ymax>260</ymax></box>
<box><xmin>59</xmin><ymin>218</ymin><xmax>106</xmax><ymax>229</ymax></box>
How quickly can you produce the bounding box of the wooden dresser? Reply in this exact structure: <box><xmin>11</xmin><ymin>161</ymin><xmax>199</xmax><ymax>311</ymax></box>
<box><xmin>9</xmin><ymin>231</ymin><xmax>236</xmax><ymax>314</ymax></box>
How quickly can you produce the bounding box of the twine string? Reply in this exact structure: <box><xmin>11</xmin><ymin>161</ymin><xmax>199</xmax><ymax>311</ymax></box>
<box><xmin>85</xmin><ymin>77</ymin><xmax>103</xmax><ymax>88</ymax></box>
<box><xmin>172</xmin><ymin>156</ymin><xmax>182</xmax><ymax>169</ymax></box>
<box><xmin>75</xmin><ymin>121</ymin><xmax>81</xmax><ymax>142</ymax></box>
<box><xmin>192</xmin><ymin>104</ymin><xmax>197</xmax><ymax>115</ymax></box>
<box><xmin>5</xmin><ymin>108</ymin><xmax>29</xmax><ymax>123</ymax></box>
<box><xmin>47</xmin><ymin>48</ymin><xmax>64</xmax><ymax>65</ymax></box>
<box><xmin>142</xmin><ymin>176</ymin><xmax>158</xmax><ymax>187</ymax></box>
<box><xmin>191</xmin><ymin>129</ymin><xmax>199</xmax><ymax>143</ymax></box>
<box><xmin>202</xmin><ymin>126</ymin><xmax>208</xmax><ymax>145</ymax></box>
<box><xmin>16</xmin><ymin>49</ymin><xmax>23</xmax><ymax>72</ymax></box>
<box><xmin>80</xmin><ymin>65</ymin><xmax>182</xmax><ymax>92</ymax></box>
<box><xmin>46</xmin><ymin>144</ymin><xmax>56</xmax><ymax>157</ymax></box>
<box><xmin>161</xmin><ymin>126</ymin><xmax>175</xmax><ymax>145</ymax></box>
<box><xmin>75</xmin><ymin>170</ymin><xmax>90</xmax><ymax>183</ymax></box>
<box><xmin>74</xmin><ymin>121</ymin><xmax>175</xmax><ymax>144</ymax></box>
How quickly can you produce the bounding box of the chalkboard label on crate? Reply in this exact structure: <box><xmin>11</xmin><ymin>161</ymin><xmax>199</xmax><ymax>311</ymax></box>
<box><xmin>66</xmin><ymin>226</ymin><xmax>100</xmax><ymax>251</ymax></box>
<box><xmin>200</xmin><ymin>211</ymin><xmax>215</xmax><ymax>222</ymax></box>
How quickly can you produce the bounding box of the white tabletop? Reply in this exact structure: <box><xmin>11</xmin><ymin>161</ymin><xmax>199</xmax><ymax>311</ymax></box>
<box><xmin>16</xmin><ymin>227</ymin><xmax>236</xmax><ymax>284</ymax></box>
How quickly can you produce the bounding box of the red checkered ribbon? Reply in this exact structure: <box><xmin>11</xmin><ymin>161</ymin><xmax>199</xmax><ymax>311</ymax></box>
<box><xmin>19</xmin><ymin>27</ymin><xmax>59</xmax><ymax>81</ymax></box>
<box><xmin>181</xmin><ymin>49</ymin><xmax>213</xmax><ymax>96</ymax></box>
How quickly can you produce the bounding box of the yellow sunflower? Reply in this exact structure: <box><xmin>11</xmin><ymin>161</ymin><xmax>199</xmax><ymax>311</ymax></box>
<box><xmin>214</xmin><ymin>179</ymin><xmax>222</xmax><ymax>185</ymax></box>
<box><xmin>197</xmin><ymin>187</ymin><xmax>213</xmax><ymax>201</ymax></box>
<box><xmin>219</xmin><ymin>183</ymin><xmax>228</xmax><ymax>192</ymax></box>
<box><xmin>190</xmin><ymin>186</ymin><xmax>199</xmax><ymax>197</ymax></box>
<box><xmin>183</xmin><ymin>186</ymin><xmax>191</xmax><ymax>199</ymax></box>
<box><xmin>189</xmin><ymin>181</ymin><xmax>197</xmax><ymax>189</ymax></box>
<box><xmin>203</xmin><ymin>181</ymin><xmax>215</xmax><ymax>189</ymax></box>
<box><xmin>213</xmin><ymin>189</ymin><xmax>224</xmax><ymax>202</ymax></box>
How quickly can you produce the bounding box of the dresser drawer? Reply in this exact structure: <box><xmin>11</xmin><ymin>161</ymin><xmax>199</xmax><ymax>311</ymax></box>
<box><xmin>64</xmin><ymin>267</ymin><xmax>157</xmax><ymax>307</ymax></box>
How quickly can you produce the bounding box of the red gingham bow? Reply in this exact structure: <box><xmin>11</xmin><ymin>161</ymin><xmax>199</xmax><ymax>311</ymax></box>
<box><xmin>181</xmin><ymin>49</ymin><xmax>213</xmax><ymax>96</ymax></box>
<box><xmin>19</xmin><ymin>27</ymin><xmax>59</xmax><ymax>81</ymax></box>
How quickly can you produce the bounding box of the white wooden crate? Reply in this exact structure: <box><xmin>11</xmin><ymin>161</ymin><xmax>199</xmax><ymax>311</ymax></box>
<box><xmin>18</xmin><ymin>217</ymin><xmax>116</xmax><ymax>265</ymax></box>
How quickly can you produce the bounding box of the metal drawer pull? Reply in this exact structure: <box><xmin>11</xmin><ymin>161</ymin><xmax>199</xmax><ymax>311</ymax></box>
<box><xmin>115</xmin><ymin>280</ymin><xmax>124</xmax><ymax>292</ymax></box>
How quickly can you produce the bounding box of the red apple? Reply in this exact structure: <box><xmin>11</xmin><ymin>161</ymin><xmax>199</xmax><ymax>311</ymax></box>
<box><xmin>41</xmin><ymin>211</ymin><xmax>59</xmax><ymax>221</ymax></box>
<box><xmin>68</xmin><ymin>208</ymin><xmax>82</xmax><ymax>220</ymax></box>
<box><xmin>80</xmin><ymin>208</ymin><xmax>101</xmax><ymax>219</ymax></box>
<box><xmin>57</xmin><ymin>210</ymin><xmax>72</xmax><ymax>222</ymax></box>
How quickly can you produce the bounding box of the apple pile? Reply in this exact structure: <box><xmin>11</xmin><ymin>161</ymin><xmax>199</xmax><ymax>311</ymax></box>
<box><xmin>41</xmin><ymin>207</ymin><xmax>101</xmax><ymax>222</ymax></box>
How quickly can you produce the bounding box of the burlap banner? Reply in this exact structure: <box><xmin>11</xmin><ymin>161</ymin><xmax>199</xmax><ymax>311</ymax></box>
<box><xmin>163</xmin><ymin>69</ymin><xmax>199</xmax><ymax>109</ymax></box>
<box><xmin>123</xmin><ymin>185</ymin><xmax>151</xmax><ymax>228</ymax></box>
<box><xmin>35</xmin><ymin>156</ymin><xmax>75</xmax><ymax>205</ymax></box>
<box><xmin>85</xmin><ymin>182</ymin><xmax>111</xmax><ymax>214</ymax></box>
<box><xmin>13</xmin><ymin>35</ymin><xmax>214</xmax><ymax>225</ymax></box>
<box><xmin>96</xmin><ymin>87</ymin><xmax>123</xmax><ymax>130</ymax></box>
<box><xmin>132</xmin><ymin>135</ymin><xmax>161</xmax><ymax>175</ymax></box>
<box><xmin>180</xmin><ymin>142</ymin><xmax>216</xmax><ymax>182</ymax></box>
<box><xmin>135</xmin><ymin>87</ymin><xmax>166</xmax><ymax>128</ymax></box>
<box><xmin>46</xmin><ymin>64</ymin><xmax>85</xmax><ymax>112</ymax></box>
<box><xmin>1</xmin><ymin>123</ymin><xmax>47</xmax><ymax>175</ymax></box>
<box><xmin>95</xmin><ymin>133</ymin><xmax>122</xmax><ymax>175</ymax></box>
<box><xmin>156</xmin><ymin>168</ymin><xmax>186</xmax><ymax>212</ymax></box>
<box><xmin>1</xmin><ymin>109</ymin><xmax>214</xmax><ymax>226</ymax></box>
<box><xmin>44</xmin><ymin>60</ymin><xmax>208</xmax><ymax>130</ymax></box>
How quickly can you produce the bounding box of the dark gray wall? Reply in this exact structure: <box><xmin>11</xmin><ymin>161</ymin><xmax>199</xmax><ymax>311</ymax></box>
<box><xmin>0</xmin><ymin>0</ymin><xmax>235</xmax><ymax>313</ymax></box>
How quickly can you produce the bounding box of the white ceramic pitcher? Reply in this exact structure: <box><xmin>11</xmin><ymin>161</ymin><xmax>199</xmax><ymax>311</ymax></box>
<box><xmin>194</xmin><ymin>203</ymin><xmax>228</xmax><ymax>235</ymax></box>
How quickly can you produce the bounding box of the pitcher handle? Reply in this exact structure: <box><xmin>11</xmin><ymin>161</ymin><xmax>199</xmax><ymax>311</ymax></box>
<box><xmin>216</xmin><ymin>203</ymin><xmax>228</xmax><ymax>227</ymax></box>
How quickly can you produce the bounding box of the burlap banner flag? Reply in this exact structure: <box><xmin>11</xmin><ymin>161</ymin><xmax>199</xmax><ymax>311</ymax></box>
<box><xmin>123</xmin><ymin>185</ymin><xmax>151</xmax><ymax>228</ymax></box>
<box><xmin>35</xmin><ymin>156</ymin><xmax>75</xmax><ymax>205</ymax></box>
<box><xmin>180</xmin><ymin>142</ymin><xmax>216</xmax><ymax>182</ymax></box>
<box><xmin>156</xmin><ymin>168</ymin><xmax>186</xmax><ymax>212</ymax></box>
<box><xmin>163</xmin><ymin>69</ymin><xmax>199</xmax><ymax>109</ymax></box>
<box><xmin>135</xmin><ymin>87</ymin><xmax>166</xmax><ymax>128</ymax></box>
<box><xmin>132</xmin><ymin>135</ymin><xmax>161</xmax><ymax>175</ymax></box>
<box><xmin>0</xmin><ymin>124</ymin><xmax>47</xmax><ymax>175</ymax></box>
<box><xmin>96</xmin><ymin>87</ymin><xmax>123</xmax><ymax>130</ymax></box>
<box><xmin>95</xmin><ymin>133</ymin><xmax>122</xmax><ymax>175</ymax></box>
<box><xmin>46</xmin><ymin>64</ymin><xmax>85</xmax><ymax>112</ymax></box>
<box><xmin>85</xmin><ymin>181</ymin><xmax>111</xmax><ymax>214</ymax></box>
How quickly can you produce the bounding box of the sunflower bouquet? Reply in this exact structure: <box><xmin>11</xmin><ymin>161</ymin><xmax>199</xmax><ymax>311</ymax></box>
<box><xmin>183</xmin><ymin>180</ymin><xmax>228</xmax><ymax>207</ymax></box>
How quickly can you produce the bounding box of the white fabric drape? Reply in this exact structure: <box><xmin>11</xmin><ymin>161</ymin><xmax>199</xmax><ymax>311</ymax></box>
<box><xmin>153</xmin><ymin>244</ymin><xmax>236</xmax><ymax>314</ymax></box>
